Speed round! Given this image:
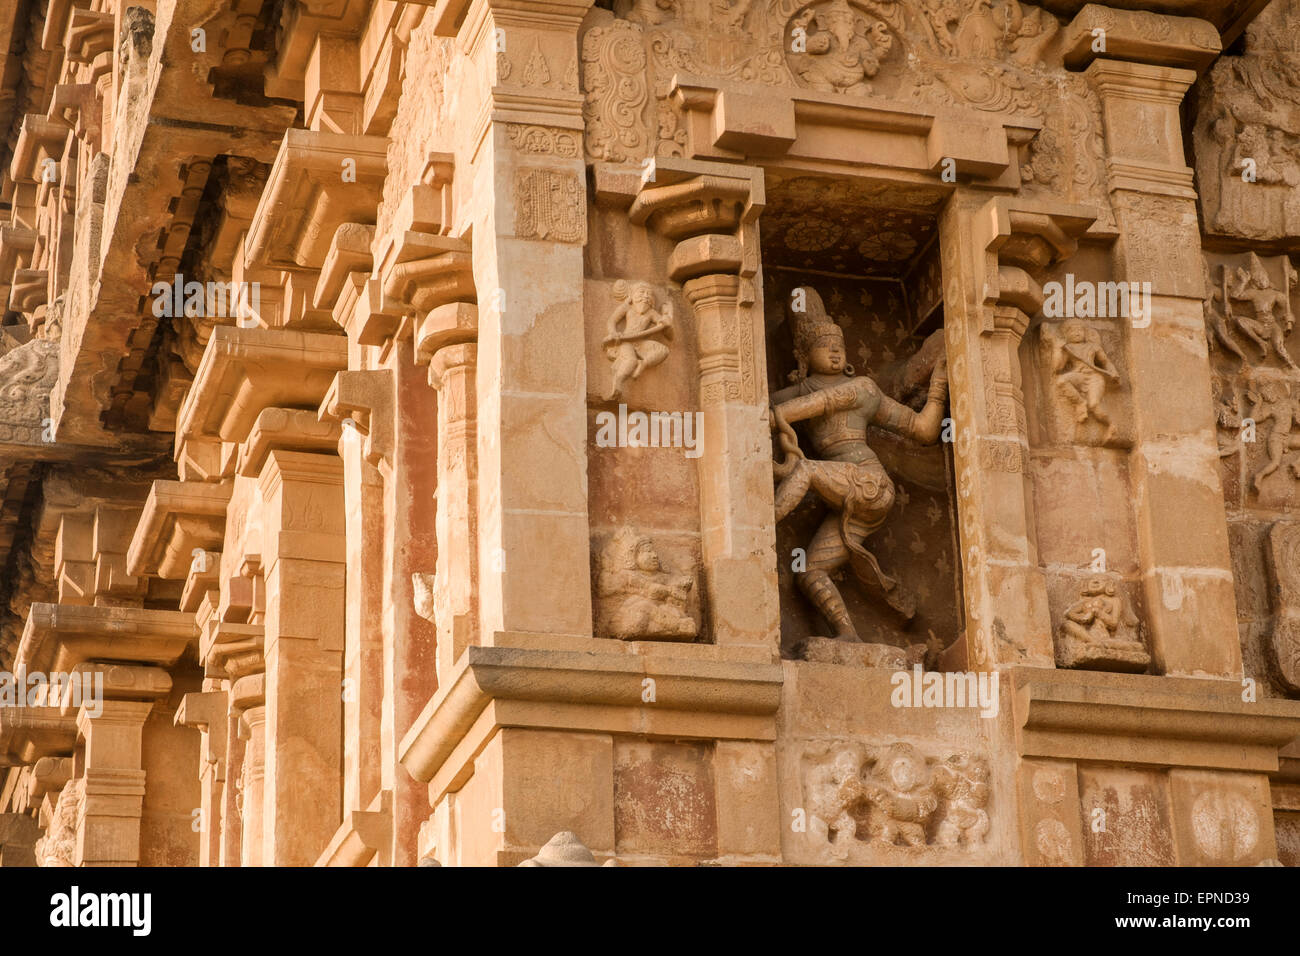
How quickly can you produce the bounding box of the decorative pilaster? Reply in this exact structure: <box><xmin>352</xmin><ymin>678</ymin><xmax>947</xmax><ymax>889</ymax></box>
<box><xmin>939</xmin><ymin>194</ymin><xmax>1095</xmax><ymax>669</ymax></box>
<box><xmin>629</xmin><ymin>158</ymin><xmax>778</xmax><ymax>649</ymax></box>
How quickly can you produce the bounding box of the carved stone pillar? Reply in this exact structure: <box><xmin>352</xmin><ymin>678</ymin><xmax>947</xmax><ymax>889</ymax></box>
<box><xmin>629</xmin><ymin>159</ymin><xmax>779</xmax><ymax>650</ymax></box>
<box><xmin>174</xmin><ymin>690</ymin><xmax>228</xmax><ymax>867</ymax></box>
<box><xmin>939</xmin><ymin>194</ymin><xmax>1095</xmax><ymax>668</ymax></box>
<box><xmin>466</xmin><ymin>0</ymin><xmax>594</xmax><ymax>642</ymax></box>
<box><xmin>76</xmin><ymin>700</ymin><xmax>152</xmax><ymax>866</ymax></box>
<box><xmin>256</xmin><ymin>450</ymin><xmax>346</xmax><ymax>865</ymax></box>
<box><xmin>427</xmin><ymin>343</ymin><xmax>480</xmax><ymax>680</ymax></box>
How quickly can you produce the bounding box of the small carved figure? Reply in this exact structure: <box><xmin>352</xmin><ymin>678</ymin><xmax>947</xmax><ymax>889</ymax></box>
<box><xmin>603</xmin><ymin>280</ymin><xmax>674</xmax><ymax>401</ymax></box>
<box><xmin>770</xmin><ymin>286</ymin><xmax>949</xmax><ymax>641</ymax></box>
<box><xmin>1057</xmin><ymin>576</ymin><xmax>1149</xmax><ymax>672</ymax></box>
<box><xmin>625</xmin><ymin>0</ymin><xmax>676</xmax><ymax>26</ymax></box>
<box><xmin>711</xmin><ymin>0</ymin><xmax>753</xmax><ymax>30</ymax></box>
<box><xmin>1245</xmin><ymin>378</ymin><xmax>1300</xmax><ymax>492</ymax></box>
<box><xmin>861</xmin><ymin>743</ymin><xmax>939</xmax><ymax>846</ymax></box>
<box><xmin>1041</xmin><ymin>319</ymin><xmax>1119</xmax><ymax>443</ymax></box>
<box><xmin>790</xmin><ymin>0</ymin><xmax>893</xmax><ymax>95</ymax></box>
<box><xmin>932</xmin><ymin>755</ymin><xmax>991</xmax><ymax>846</ymax></box>
<box><xmin>806</xmin><ymin>747</ymin><xmax>869</xmax><ymax>857</ymax></box>
<box><xmin>596</xmin><ymin>528</ymin><xmax>697</xmax><ymax>641</ymax></box>
<box><xmin>1225</xmin><ymin>253</ymin><xmax>1298</xmax><ymax>370</ymax></box>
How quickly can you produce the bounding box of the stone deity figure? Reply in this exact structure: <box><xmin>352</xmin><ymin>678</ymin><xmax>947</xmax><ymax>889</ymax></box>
<box><xmin>1226</xmin><ymin>252</ymin><xmax>1298</xmax><ymax>370</ymax></box>
<box><xmin>1062</xmin><ymin>577</ymin><xmax>1139</xmax><ymax>647</ymax></box>
<box><xmin>596</xmin><ymin>528</ymin><xmax>697</xmax><ymax>641</ymax></box>
<box><xmin>1056</xmin><ymin>576</ymin><xmax>1149</xmax><ymax>671</ymax></box>
<box><xmin>1246</xmin><ymin>378</ymin><xmax>1300</xmax><ymax>492</ymax></box>
<box><xmin>603</xmin><ymin>280</ymin><xmax>674</xmax><ymax>401</ymax></box>
<box><xmin>769</xmin><ymin>286</ymin><xmax>949</xmax><ymax>642</ymax></box>
<box><xmin>791</xmin><ymin>0</ymin><xmax>893</xmax><ymax>95</ymax></box>
<box><xmin>1042</xmin><ymin>319</ymin><xmax>1119</xmax><ymax>442</ymax></box>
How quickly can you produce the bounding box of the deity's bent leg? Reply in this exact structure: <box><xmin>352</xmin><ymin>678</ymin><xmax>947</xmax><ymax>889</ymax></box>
<box><xmin>797</xmin><ymin>515</ymin><xmax>856</xmax><ymax>641</ymax></box>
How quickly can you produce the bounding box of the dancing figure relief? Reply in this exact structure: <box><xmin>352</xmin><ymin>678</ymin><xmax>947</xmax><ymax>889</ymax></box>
<box><xmin>603</xmin><ymin>280</ymin><xmax>675</xmax><ymax>401</ymax></box>
<box><xmin>770</xmin><ymin>286</ymin><xmax>949</xmax><ymax>643</ymax></box>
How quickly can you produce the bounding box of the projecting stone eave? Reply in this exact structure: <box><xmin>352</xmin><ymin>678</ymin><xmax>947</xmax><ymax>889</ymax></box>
<box><xmin>47</xmin><ymin>0</ymin><xmax>297</xmax><ymax>449</ymax></box>
<box><xmin>174</xmin><ymin>325</ymin><xmax>350</xmax><ymax>446</ymax></box>
<box><xmin>125</xmin><ymin>478</ymin><xmax>233</xmax><ymax>580</ymax></box>
<box><xmin>16</xmin><ymin>602</ymin><xmax>197</xmax><ymax>676</ymax></box>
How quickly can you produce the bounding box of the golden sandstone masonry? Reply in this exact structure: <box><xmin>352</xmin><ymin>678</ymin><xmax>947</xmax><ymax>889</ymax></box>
<box><xmin>0</xmin><ymin>0</ymin><xmax>1298</xmax><ymax>873</ymax></box>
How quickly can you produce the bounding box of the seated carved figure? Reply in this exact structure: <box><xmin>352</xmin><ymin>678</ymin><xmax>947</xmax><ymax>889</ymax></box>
<box><xmin>770</xmin><ymin>286</ymin><xmax>949</xmax><ymax>642</ymax></box>
<box><xmin>1057</xmin><ymin>576</ymin><xmax>1150</xmax><ymax>672</ymax></box>
<box><xmin>596</xmin><ymin>528</ymin><xmax>697</xmax><ymax>642</ymax></box>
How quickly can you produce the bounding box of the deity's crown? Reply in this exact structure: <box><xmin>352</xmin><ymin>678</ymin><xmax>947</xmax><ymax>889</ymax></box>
<box><xmin>787</xmin><ymin>286</ymin><xmax>843</xmax><ymax>358</ymax></box>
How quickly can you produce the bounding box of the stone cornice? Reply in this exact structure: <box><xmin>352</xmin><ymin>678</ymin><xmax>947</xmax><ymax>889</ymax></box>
<box><xmin>244</xmin><ymin>129</ymin><xmax>388</xmax><ymax>274</ymax></box>
<box><xmin>17</xmin><ymin>604</ymin><xmax>197</xmax><ymax>676</ymax></box>
<box><xmin>238</xmin><ymin>408</ymin><xmax>341</xmax><ymax>479</ymax></box>
<box><xmin>0</xmin><ymin>706</ymin><xmax>76</xmax><ymax>767</ymax></box>
<box><xmin>669</xmin><ymin>76</ymin><xmax>1039</xmax><ymax>184</ymax></box>
<box><xmin>1062</xmin><ymin>5</ymin><xmax>1221</xmax><ymax>74</ymax></box>
<box><xmin>398</xmin><ymin>639</ymin><xmax>783</xmax><ymax>795</ymax></box>
<box><xmin>1012</xmin><ymin>667</ymin><xmax>1300</xmax><ymax>774</ymax></box>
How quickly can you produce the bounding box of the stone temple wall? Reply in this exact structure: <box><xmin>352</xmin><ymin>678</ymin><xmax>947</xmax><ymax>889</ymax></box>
<box><xmin>0</xmin><ymin>0</ymin><xmax>1296</xmax><ymax>868</ymax></box>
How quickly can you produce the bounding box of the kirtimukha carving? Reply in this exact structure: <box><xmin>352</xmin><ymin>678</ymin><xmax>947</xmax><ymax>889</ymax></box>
<box><xmin>1055</xmin><ymin>575</ymin><xmax>1150</xmax><ymax>673</ymax></box>
<box><xmin>595</xmin><ymin>528</ymin><xmax>697</xmax><ymax>642</ymax></box>
<box><xmin>771</xmin><ymin>286</ymin><xmax>949</xmax><ymax>643</ymax></box>
<box><xmin>1040</xmin><ymin>319</ymin><xmax>1119</xmax><ymax>444</ymax></box>
<box><xmin>1265</xmin><ymin>520</ymin><xmax>1300</xmax><ymax>694</ymax></box>
<box><xmin>1245</xmin><ymin>377</ymin><xmax>1300</xmax><ymax>493</ymax></box>
<box><xmin>603</xmin><ymin>281</ymin><xmax>675</xmax><ymax>401</ymax></box>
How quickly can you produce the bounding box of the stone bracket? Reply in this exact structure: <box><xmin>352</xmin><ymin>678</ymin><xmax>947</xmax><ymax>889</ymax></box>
<box><xmin>320</xmin><ymin>369</ymin><xmax>396</xmax><ymax>471</ymax></box>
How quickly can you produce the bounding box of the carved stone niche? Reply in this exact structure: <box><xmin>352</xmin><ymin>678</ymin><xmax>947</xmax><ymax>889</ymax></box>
<box><xmin>761</xmin><ymin>264</ymin><xmax>959</xmax><ymax>666</ymax></box>
<box><xmin>1049</xmin><ymin>571</ymin><xmax>1150</xmax><ymax>674</ymax></box>
<box><xmin>1194</xmin><ymin>0</ymin><xmax>1300</xmax><ymax>242</ymax></box>
<box><xmin>801</xmin><ymin>741</ymin><xmax>991</xmax><ymax>860</ymax></box>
